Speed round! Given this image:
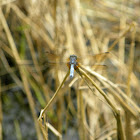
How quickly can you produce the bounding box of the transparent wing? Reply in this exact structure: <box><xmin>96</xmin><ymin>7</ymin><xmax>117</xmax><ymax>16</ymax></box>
<box><xmin>45</xmin><ymin>51</ymin><xmax>68</xmax><ymax>64</ymax></box>
<box><xmin>90</xmin><ymin>64</ymin><xmax>108</xmax><ymax>70</ymax></box>
<box><xmin>77</xmin><ymin>52</ymin><xmax>109</xmax><ymax>64</ymax></box>
<box><xmin>16</xmin><ymin>52</ymin><xmax>108</xmax><ymax>73</ymax></box>
<box><xmin>79</xmin><ymin>64</ymin><xmax>108</xmax><ymax>71</ymax></box>
<box><xmin>39</xmin><ymin>52</ymin><xmax>69</xmax><ymax>72</ymax></box>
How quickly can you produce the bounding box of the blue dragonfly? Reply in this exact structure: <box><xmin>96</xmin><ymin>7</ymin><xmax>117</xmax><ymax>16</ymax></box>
<box><xmin>45</xmin><ymin>51</ymin><xmax>109</xmax><ymax>78</ymax></box>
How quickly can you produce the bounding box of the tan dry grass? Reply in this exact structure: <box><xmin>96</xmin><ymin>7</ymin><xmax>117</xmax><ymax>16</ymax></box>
<box><xmin>0</xmin><ymin>0</ymin><xmax>140</xmax><ymax>140</ymax></box>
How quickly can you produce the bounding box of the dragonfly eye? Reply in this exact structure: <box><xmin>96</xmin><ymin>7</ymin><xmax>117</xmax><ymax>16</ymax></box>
<box><xmin>70</xmin><ymin>55</ymin><xmax>77</xmax><ymax>64</ymax></box>
<box><xmin>70</xmin><ymin>55</ymin><xmax>77</xmax><ymax>59</ymax></box>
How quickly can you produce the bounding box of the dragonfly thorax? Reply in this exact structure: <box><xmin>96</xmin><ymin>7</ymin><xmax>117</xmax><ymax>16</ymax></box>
<box><xmin>69</xmin><ymin>55</ymin><xmax>77</xmax><ymax>65</ymax></box>
<box><xmin>68</xmin><ymin>55</ymin><xmax>78</xmax><ymax>78</ymax></box>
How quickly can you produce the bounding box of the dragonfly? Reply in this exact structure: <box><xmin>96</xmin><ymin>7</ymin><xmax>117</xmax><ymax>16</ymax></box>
<box><xmin>44</xmin><ymin>51</ymin><xmax>109</xmax><ymax>79</ymax></box>
<box><xmin>67</xmin><ymin>55</ymin><xmax>78</xmax><ymax>78</ymax></box>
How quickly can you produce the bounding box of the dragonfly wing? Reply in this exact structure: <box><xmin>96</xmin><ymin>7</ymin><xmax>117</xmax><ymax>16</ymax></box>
<box><xmin>44</xmin><ymin>62</ymin><xmax>67</xmax><ymax>67</ymax></box>
<box><xmin>41</xmin><ymin>61</ymin><xmax>69</xmax><ymax>73</ymax></box>
<box><xmin>77</xmin><ymin>52</ymin><xmax>109</xmax><ymax>64</ymax></box>
<box><xmin>45</xmin><ymin>51</ymin><xmax>60</xmax><ymax>62</ymax></box>
<box><xmin>37</xmin><ymin>52</ymin><xmax>69</xmax><ymax>73</ymax></box>
<box><xmin>91</xmin><ymin>64</ymin><xmax>108</xmax><ymax>70</ymax></box>
<box><xmin>45</xmin><ymin>51</ymin><xmax>68</xmax><ymax>63</ymax></box>
<box><xmin>80</xmin><ymin>64</ymin><xmax>108</xmax><ymax>71</ymax></box>
<box><xmin>88</xmin><ymin>52</ymin><xmax>109</xmax><ymax>61</ymax></box>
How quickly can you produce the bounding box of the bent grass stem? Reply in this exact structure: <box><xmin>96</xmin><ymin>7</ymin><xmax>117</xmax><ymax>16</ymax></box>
<box><xmin>76</xmin><ymin>67</ymin><xmax>125</xmax><ymax>140</ymax></box>
<box><xmin>38</xmin><ymin>69</ymin><xmax>70</xmax><ymax>120</ymax></box>
<box><xmin>76</xmin><ymin>67</ymin><xmax>118</xmax><ymax>114</ymax></box>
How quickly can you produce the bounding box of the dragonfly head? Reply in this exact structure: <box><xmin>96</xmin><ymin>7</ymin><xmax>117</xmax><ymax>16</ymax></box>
<box><xmin>70</xmin><ymin>55</ymin><xmax>77</xmax><ymax>64</ymax></box>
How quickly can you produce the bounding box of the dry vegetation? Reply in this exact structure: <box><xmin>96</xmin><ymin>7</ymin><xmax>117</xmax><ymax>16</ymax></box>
<box><xmin>0</xmin><ymin>0</ymin><xmax>140</xmax><ymax>140</ymax></box>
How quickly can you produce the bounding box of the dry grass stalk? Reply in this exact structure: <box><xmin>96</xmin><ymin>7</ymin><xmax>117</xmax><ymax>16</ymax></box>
<box><xmin>0</xmin><ymin>0</ymin><xmax>140</xmax><ymax>139</ymax></box>
<box><xmin>0</xmin><ymin>80</ymin><xmax>3</xmax><ymax>140</ymax></box>
<box><xmin>124</xmin><ymin>21</ymin><xmax>136</xmax><ymax>140</ymax></box>
<box><xmin>76</xmin><ymin>66</ymin><xmax>125</xmax><ymax>139</ymax></box>
<box><xmin>80</xmin><ymin>65</ymin><xmax>140</xmax><ymax>118</ymax></box>
<box><xmin>0</xmin><ymin>8</ymin><xmax>42</xmax><ymax>140</ymax></box>
<box><xmin>38</xmin><ymin>69</ymin><xmax>70</xmax><ymax>120</ymax></box>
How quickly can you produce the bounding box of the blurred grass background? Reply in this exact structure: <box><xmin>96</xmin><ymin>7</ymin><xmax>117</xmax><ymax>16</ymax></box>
<box><xmin>0</xmin><ymin>0</ymin><xmax>140</xmax><ymax>140</ymax></box>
